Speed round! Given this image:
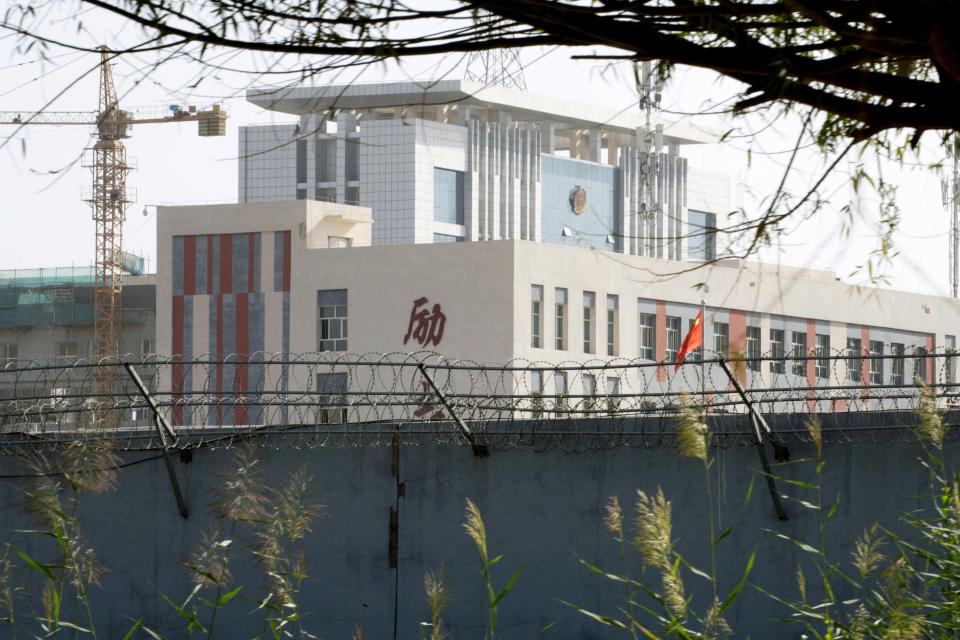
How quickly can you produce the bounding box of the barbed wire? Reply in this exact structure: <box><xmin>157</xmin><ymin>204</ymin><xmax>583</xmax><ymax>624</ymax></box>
<box><xmin>0</xmin><ymin>349</ymin><xmax>956</xmax><ymax>453</ymax></box>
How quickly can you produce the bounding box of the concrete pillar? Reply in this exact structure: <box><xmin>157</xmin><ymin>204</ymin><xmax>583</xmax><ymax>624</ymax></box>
<box><xmin>457</xmin><ymin>104</ymin><xmax>471</xmax><ymax>126</ymax></box>
<box><xmin>542</xmin><ymin>121</ymin><xmax>556</xmax><ymax>154</ymax></box>
<box><xmin>589</xmin><ymin>128</ymin><xmax>603</xmax><ymax>163</ymax></box>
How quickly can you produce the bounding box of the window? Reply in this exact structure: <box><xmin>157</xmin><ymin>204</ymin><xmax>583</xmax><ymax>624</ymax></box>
<box><xmin>582</xmin><ymin>373</ymin><xmax>597</xmax><ymax>412</ymax></box>
<box><xmin>583</xmin><ymin>292</ymin><xmax>596</xmax><ymax>353</ymax></box>
<box><xmin>913</xmin><ymin>346</ymin><xmax>928</xmax><ymax>383</ymax></box>
<box><xmin>607</xmin><ymin>295</ymin><xmax>619</xmax><ymax>356</ymax></box>
<box><xmin>317</xmin><ymin>372</ymin><xmax>348</xmax><ymax>424</ymax></box>
<box><xmin>638</xmin><ymin>312</ymin><xmax>655</xmax><ymax>360</ymax></box>
<box><xmin>57</xmin><ymin>342</ymin><xmax>78</xmax><ymax>361</ymax></box>
<box><xmin>317</xmin><ymin>289</ymin><xmax>348</xmax><ymax>352</ymax></box>
<box><xmin>296</xmin><ymin>188</ymin><xmax>307</xmax><ymax>200</ymax></box>
<box><xmin>531</xmin><ymin>285</ymin><xmax>543</xmax><ymax>348</ymax></box>
<box><xmin>345</xmin><ymin>139</ymin><xmax>359</xmax><ymax>182</ymax></box>
<box><xmin>344</xmin><ymin>186</ymin><xmax>360</xmax><ymax>205</ymax></box>
<box><xmin>846</xmin><ymin>337</ymin><xmax>862</xmax><ymax>383</ymax></box>
<box><xmin>555</xmin><ymin>288</ymin><xmax>568</xmax><ymax>351</ymax></box>
<box><xmin>316</xmin><ymin>138</ymin><xmax>336</xmax><ymax>183</ymax></box>
<box><xmin>295</xmin><ymin>139</ymin><xmax>307</xmax><ymax>183</ymax></box>
<box><xmin>770</xmin><ymin>329</ymin><xmax>786</xmax><ymax>374</ymax></box>
<box><xmin>869</xmin><ymin>340</ymin><xmax>884</xmax><ymax>385</ymax></box>
<box><xmin>746</xmin><ymin>326</ymin><xmax>761</xmax><ymax>372</ymax></box>
<box><xmin>688</xmin><ymin>210</ymin><xmax>717</xmax><ymax>261</ymax></box>
<box><xmin>791</xmin><ymin>331</ymin><xmax>807</xmax><ymax>376</ymax></box>
<box><xmin>713</xmin><ymin>322</ymin><xmax>729</xmax><ymax>359</ymax></box>
<box><xmin>433</xmin><ymin>233</ymin><xmax>463</xmax><ymax>243</ymax></box>
<box><xmin>328</xmin><ymin>236</ymin><xmax>352</xmax><ymax>249</ymax></box>
<box><xmin>530</xmin><ymin>369</ymin><xmax>545</xmax><ymax>416</ymax></box>
<box><xmin>666</xmin><ymin>316</ymin><xmax>681</xmax><ymax>363</ymax></box>
<box><xmin>315</xmin><ymin>187</ymin><xmax>336</xmax><ymax>202</ymax></box>
<box><xmin>0</xmin><ymin>343</ymin><xmax>17</xmax><ymax>367</ymax></box>
<box><xmin>140</xmin><ymin>339</ymin><xmax>154</xmax><ymax>355</ymax></box>
<box><xmin>815</xmin><ymin>334</ymin><xmax>830</xmax><ymax>380</ymax></box>
<box><xmin>605</xmin><ymin>376</ymin><xmax>620</xmax><ymax>414</ymax></box>
<box><xmin>554</xmin><ymin>371</ymin><xmax>568</xmax><ymax>417</ymax></box>
<box><xmin>891</xmin><ymin>343</ymin><xmax>905</xmax><ymax>385</ymax></box>
<box><xmin>433</xmin><ymin>168</ymin><xmax>465</xmax><ymax>224</ymax></box>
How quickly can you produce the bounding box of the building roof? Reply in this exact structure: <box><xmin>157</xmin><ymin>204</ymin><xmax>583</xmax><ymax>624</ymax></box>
<box><xmin>246</xmin><ymin>79</ymin><xmax>718</xmax><ymax>145</ymax></box>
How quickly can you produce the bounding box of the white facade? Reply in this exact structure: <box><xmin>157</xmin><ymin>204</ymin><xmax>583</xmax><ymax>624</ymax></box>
<box><xmin>157</xmin><ymin>201</ymin><xmax>959</xmax><ymax>425</ymax></box>
<box><xmin>239</xmin><ymin>80</ymin><xmax>728</xmax><ymax>260</ymax></box>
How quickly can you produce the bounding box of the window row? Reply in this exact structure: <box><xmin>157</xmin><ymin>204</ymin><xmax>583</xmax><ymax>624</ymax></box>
<box><xmin>529</xmin><ymin>285</ymin><xmax>934</xmax><ymax>384</ymax></box>
<box><xmin>529</xmin><ymin>369</ymin><xmax>621</xmax><ymax>416</ymax></box>
<box><xmin>531</xmin><ymin>286</ymin><xmax>619</xmax><ymax>356</ymax></box>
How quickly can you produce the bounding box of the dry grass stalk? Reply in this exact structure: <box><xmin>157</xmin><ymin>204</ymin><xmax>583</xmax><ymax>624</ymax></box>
<box><xmin>463</xmin><ymin>498</ymin><xmax>488</xmax><ymax>565</ymax></box>
<box><xmin>209</xmin><ymin>444</ymin><xmax>269</xmax><ymax>522</ymax></box>
<box><xmin>184</xmin><ymin>530</ymin><xmax>233</xmax><ymax>587</ymax></box>
<box><xmin>603</xmin><ymin>495</ymin><xmax>623</xmax><ymax>542</ymax></box>
<box><xmin>424</xmin><ymin>565</ymin><xmax>452</xmax><ymax>640</ymax></box>
<box><xmin>806</xmin><ymin>416</ymin><xmax>822</xmax><ymax>460</ymax></box>
<box><xmin>852</xmin><ymin>523</ymin><xmax>886</xmax><ymax>579</ymax></box>
<box><xmin>674</xmin><ymin>393</ymin><xmax>709</xmax><ymax>462</ymax></box>
<box><xmin>633</xmin><ymin>488</ymin><xmax>686</xmax><ymax>618</ymax></box>
<box><xmin>914</xmin><ymin>380</ymin><xmax>946</xmax><ymax>448</ymax></box>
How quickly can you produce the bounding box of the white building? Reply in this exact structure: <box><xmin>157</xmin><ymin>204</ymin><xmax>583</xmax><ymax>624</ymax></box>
<box><xmin>239</xmin><ymin>80</ymin><xmax>728</xmax><ymax>259</ymax></box>
<box><xmin>156</xmin><ymin>200</ymin><xmax>959</xmax><ymax>426</ymax></box>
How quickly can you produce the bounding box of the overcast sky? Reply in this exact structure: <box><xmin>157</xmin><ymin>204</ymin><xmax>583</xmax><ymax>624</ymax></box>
<box><xmin>0</xmin><ymin>7</ymin><xmax>953</xmax><ymax>297</ymax></box>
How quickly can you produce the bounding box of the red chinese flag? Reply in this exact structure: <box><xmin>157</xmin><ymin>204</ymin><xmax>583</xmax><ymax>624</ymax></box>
<box><xmin>674</xmin><ymin>311</ymin><xmax>703</xmax><ymax>371</ymax></box>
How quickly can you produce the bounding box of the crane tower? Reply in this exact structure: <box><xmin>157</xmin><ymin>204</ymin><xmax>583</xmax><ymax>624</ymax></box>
<box><xmin>1</xmin><ymin>45</ymin><xmax>228</xmax><ymax>409</ymax></box>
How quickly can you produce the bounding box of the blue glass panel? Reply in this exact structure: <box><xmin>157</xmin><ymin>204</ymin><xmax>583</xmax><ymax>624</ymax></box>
<box><xmin>539</xmin><ymin>155</ymin><xmax>618</xmax><ymax>251</ymax></box>
<box><xmin>433</xmin><ymin>168</ymin><xmax>464</xmax><ymax>224</ymax></box>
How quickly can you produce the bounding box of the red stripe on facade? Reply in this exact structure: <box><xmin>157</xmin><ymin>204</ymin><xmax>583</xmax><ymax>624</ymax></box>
<box><xmin>220</xmin><ymin>233</ymin><xmax>233</xmax><ymax>294</ymax></box>
<box><xmin>655</xmin><ymin>300</ymin><xmax>666</xmax><ymax>382</ymax></box>
<box><xmin>806</xmin><ymin>319</ymin><xmax>816</xmax><ymax>388</ymax></box>
<box><xmin>172</xmin><ymin>295</ymin><xmax>184</xmax><ymax>425</ymax></box>
<box><xmin>927</xmin><ymin>333</ymin><xmax>936</xmax><ymax>385</ymax></box>
<box><xmin>183</xmin><ymin>235</ymin><xmax>196</xmax><ymax>296</ymax></box>
<box><xmin>207</xmin><ymin>235</ymin><xmax>214</xmax><ymax>296</ymax></box>
<box><xmin>248</xmin><ymin>233</ymin><xmax>256</xmax><ymax>293</ymax></box>
<box><xmin>282</xmin><ymin>230</ymin><xmax>291</xmax><ymax>292</ymax></box>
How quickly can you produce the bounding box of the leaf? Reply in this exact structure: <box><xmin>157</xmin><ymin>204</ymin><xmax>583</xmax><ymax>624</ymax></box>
<box><xmin>720</xmin><ymin>549</ymin><xmax>755</xmax><ymax>614</ymax></box>
<box><xmin>10</xmin><ymin>545</ymin><xmax>57</xmax><ymax>580</ymax></box>
<box><xmin>573</xmin><ymin>554</ymin><xmax>630</xmax><ymax>584</ymax></box>
<box><xmin>122</xmin><ymin>618</ymin><xmax>143</xmax><ymax>640</ymax></box>
<box><xmin>215</xmin><ymin>585</ymin><xmax>243</xmax><ymax>607</ymax></box>
<box><xmin>159</xmin><ymin>591</ymin><xmax>207</xmax><ymax>633</ymax></box>
<box><xmin>765</xmin><ymin>529</ymin><xmax>819</xmax><ymax>554</ymax></box>
<box><xmin>560</xmin><ymin>600</ymin><xmax>630</xmax><ymax>630</ymax></box>
<box><xmin>491</xmin><ymin>565</ymin><xmax>524</xmax><ymax>607</ymax></box>
<box><xmin>538</xmin><ymin>621</ymin><xmax>556</xmax><ymax>633</ymax></box>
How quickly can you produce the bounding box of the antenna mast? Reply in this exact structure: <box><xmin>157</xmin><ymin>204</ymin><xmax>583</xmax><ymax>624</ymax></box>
<box><xmin>464</xmin><ymin>11</ymin><xmax>526</xmax><ymax>90</ymax></box>
<box><xmin>943</xmin><ymin>135</ymin><xmax>959</xmax><ymax>298</ymax></box>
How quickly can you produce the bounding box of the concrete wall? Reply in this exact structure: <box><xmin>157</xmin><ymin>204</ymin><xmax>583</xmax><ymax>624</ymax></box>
<box><xmin>0</xmin><ymin>429</ymin><xmax>950</xmax><ymax>639</ymax></box>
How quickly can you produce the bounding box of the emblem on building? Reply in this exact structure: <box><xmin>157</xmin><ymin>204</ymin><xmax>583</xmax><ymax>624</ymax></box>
<box><xmin>569</xmin><ymin>186</ymin><xmax>586</xmax><ymax>214</ymax></box>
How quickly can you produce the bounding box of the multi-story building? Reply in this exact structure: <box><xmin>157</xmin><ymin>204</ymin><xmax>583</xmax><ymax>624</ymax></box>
<box><xmin>239</xmin><ymin>80</ymin><xmax>728</xmax><ymax>258</ymax></box>
<box><xmin>156</xmin><ymin>199</ymin><xmax>957</xmax><ymax>426</ymax></box>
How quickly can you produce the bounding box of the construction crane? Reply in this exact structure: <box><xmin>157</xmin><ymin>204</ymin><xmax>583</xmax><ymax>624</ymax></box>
<box><xmin>1</xmin><ymin>46</ymin><xmax>227</xmax><ymax>404</ymax></box>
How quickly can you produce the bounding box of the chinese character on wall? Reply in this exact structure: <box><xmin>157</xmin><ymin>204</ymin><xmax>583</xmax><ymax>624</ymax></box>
<box><xmin>403</xmin><ymin>296</ymin><xmax>446</xmax><ymax>347</ymax></box>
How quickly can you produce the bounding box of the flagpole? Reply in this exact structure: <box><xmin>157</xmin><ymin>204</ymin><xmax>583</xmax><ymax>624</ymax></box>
<box><xmin>700</xmin><ymin>298</ymin><xmax>707</xmax><ymax>411</ymax></box>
